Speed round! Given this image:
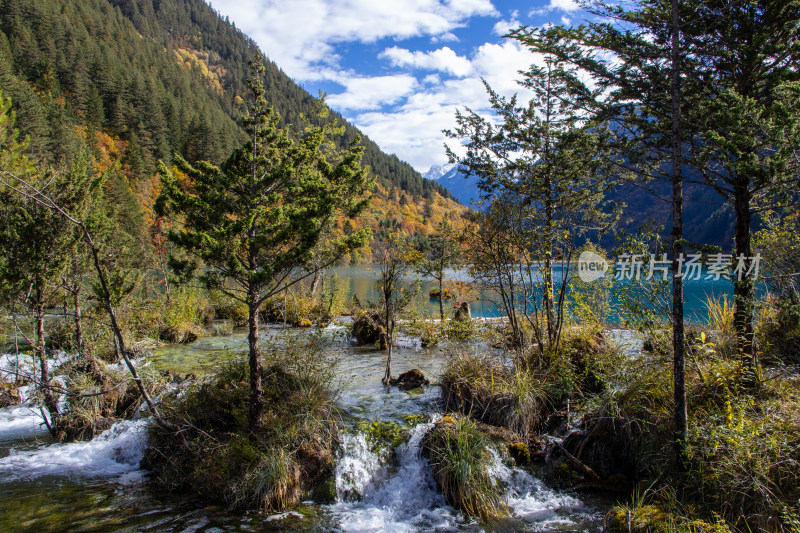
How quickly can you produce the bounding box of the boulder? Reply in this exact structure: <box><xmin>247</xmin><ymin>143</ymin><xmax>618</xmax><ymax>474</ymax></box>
<box><xmin>351</xmin><ymin>313</ymin><xmax>386</xmax><ymax>346</ymax></box>
<box><xmin>389</xmin><ymin>369</ymin><xmax>430</xmax><ymax>391</ymax></box>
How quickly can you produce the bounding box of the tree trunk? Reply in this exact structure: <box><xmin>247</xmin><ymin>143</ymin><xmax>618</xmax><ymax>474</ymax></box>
<box><xmin>73</xmin><ymin>288</ymin><xmax>83</xmax><ymax>355</ymax></box>
<box><xmin>671</xmin><ymin>0</ymin><xmax>688</xmax><ymax>468</ymax></box>
<box><xmin>35</xmin><ymin>297</ymin><xmax>59</xmax><ymax>429</ymax></box>
<box><xmin>383</xmin><ymin>281</ymin><xmax>393</xmax><ymax>386</ymax></box>
<box><xmin>311</xmin><ymin>268</ymin><xmax>324</xmax><ymax>295</ymax></box>
<box><xmin>438</xmin><ymin>276</ymin><xmax>445</xmax><ymax>322</ymax></box>
<box><xmin>733</xmin><ymin>182</ymin><xmax>755</xmax><ymax>374</ymax></box>
<box><xmin>247</xmin><ymin>299</ymin><xmax>264</xmax><ymax>431</ymax></box>
<box><xmin>543</xmin><ymin>251</ymin><xmax>555</xmax><ymax>345</ymax></box>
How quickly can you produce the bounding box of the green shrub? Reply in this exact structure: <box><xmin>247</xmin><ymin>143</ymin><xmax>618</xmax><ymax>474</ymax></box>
<box><xmin>759</xmin><ymin>297</ymin><xmax>800</xmax><ymax>365</ymax></box>
<box><xmin>145</xmin><ymin>338</ymin><xmax>338</xmax><ymax>512</ymax></box>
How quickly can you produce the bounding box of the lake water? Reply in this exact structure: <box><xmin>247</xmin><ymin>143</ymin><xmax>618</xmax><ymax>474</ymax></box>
<box><xmin>330</xmin><ymin>265</ymin><xmax>738</xmax><ymax>324</ymax></box>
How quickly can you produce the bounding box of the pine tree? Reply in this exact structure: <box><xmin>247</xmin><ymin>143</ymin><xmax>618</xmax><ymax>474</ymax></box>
<box><xmin>156</xmin><ymin>58</ymin><xmax>373</xmax><ymax>431</ymax></box>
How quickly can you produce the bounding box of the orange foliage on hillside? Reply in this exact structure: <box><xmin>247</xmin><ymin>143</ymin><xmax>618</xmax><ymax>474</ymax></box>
<box><xmin>77</xmin><ymin>124</ymin><xmax>466</xmax><ymax>260</ymax></box>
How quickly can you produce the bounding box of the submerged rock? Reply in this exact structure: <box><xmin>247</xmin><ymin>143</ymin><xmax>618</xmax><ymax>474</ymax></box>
<box><xmin>389</xmin><ymin>369</ymin><xmax>430</xmax><ymax>391</ymax></box>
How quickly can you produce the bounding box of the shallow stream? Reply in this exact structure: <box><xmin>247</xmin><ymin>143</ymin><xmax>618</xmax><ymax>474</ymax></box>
<box><xmin>0</xmin><ymin>326</ymin><xmax>610</xmax><ymax>532</ymax></box>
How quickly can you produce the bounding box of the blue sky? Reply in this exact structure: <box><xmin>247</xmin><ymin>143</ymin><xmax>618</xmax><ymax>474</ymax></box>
<box><xmin>208</xmin><ymin>0</ymin><xmax>585</xmax><ymax>172</ymax></box>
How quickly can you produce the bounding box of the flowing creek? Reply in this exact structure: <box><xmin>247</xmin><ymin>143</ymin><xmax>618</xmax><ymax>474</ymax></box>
<box><xmin>0</xmin><ymin>325</ymin><xmax>611</xmax><ymax>532</ymax></box>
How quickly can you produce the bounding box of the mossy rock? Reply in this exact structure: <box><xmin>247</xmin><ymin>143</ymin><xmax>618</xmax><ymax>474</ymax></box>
<box><xmin>402</xmin><ymin>414</ymin><xmax>425</xmax><ymax>427</ymax></box>
<box><xmin>311</xmin><ymin>476</ymin><xmax>337</xmax><ymax>503</ymax></box>
<box><xmin>508</xmin><ymin>442</ymin><xmax>530</xmax><ymax>465</ymax></box>
<box><xmin>356</xmin><ymin>420</ymin><xmax>409</xmax><ymax>449</ymax></box>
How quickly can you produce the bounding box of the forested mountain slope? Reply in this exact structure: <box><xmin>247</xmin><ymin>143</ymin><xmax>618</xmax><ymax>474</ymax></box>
<box><xmin>0</xmin><ymin>0</ymin><xmax>461</xmax><ymax>253</ymax></box>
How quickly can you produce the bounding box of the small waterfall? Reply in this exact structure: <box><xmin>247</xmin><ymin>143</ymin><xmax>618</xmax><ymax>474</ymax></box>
<box><xmin>331</xmin><ymin>420</ymin><xmax>460</xmax><ymax>532</ymax></box>
<box><xmin>328</xmin><ymin>420</ymin><xmax>599</xmax><ymax>532</ymax></box>
<box><xmin>488</xmin><ymin>448</ymin><xmax>590</xmax><ymax>525</ymax></box>
<box><xmin>335</xmin><ymin>432</ymin><xmax>385</xmax><ymax>501</ymax></box>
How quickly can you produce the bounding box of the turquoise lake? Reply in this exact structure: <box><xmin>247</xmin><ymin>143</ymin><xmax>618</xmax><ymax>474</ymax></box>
<box><xmin>328</xmin><ymin>264</ymin><xmax>745</xmax><ymax>325</ymax></box>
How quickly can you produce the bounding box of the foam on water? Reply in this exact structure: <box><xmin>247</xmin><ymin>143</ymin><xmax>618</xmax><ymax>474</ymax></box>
<box><xmin>330</xmin><ymin>421</ymin><xmax>461</xmax><ymax>533</ymax></box>
<box><xmin>327</xmin><ymin>420</ymin><xmax>598</xmax><ymax>532</ymax></box>
<box><xmin>489</xmin><ymin>449</ymin><xmax>593</xmax><ymax>527</ymax></box>
<box><xmin>0</xmin><ymin>404</ymin><xmax>49</xmax><ymax>442</ymax></box>
<box><xmin>0</xmin><ymin>419</ymin><xmax>148</xmax><ymax>481</ymax></box>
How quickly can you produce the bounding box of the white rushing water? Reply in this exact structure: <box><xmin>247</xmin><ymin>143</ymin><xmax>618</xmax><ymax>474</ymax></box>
<box><xmin>327</xmin><ymin>420</ymin><xmax>597</xmax><ymax>532</ymax></box>
<box><xmin>0</xmin><ymin>419</ymin><xmax>148</xmax><ymax>483</ymax></box>
<box><xmin>330</xmin><ymin>420</ymin><xmax>461</xmax><ymax>533</ymax></box>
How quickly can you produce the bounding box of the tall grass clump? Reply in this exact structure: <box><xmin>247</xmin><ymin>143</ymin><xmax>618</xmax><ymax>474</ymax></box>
<box><xmin>119</xmin><ymin>286</ymin><xmax>213</xmax><ymax>344</ymax></box>
<box><xmin>423</xmin><ymin>416</ymin><xmax>509</xmax><ymax>519</ymax></box>
<box><xmin>705</xmin><ymin>295</ymin><xmax>736</xmax><ymax>358</ymax></box>
<box><xmin>440</xmin><ymin>350</ymin><xmax>545</xmax><ymax>437</ymax></box>
<box><xmin>53</xmin><ymin>355</ymin><xmax>168</xmax><ymax>441</ymax></box>
<box><xmin>144</xmin><ymin>336</ymin><xmax>339</xmax><ymax>511</ymax></box>
<box><xmin>441</xmin><ymin>328</ymin><xmax>619</xmax><ymax>438</ymax></box>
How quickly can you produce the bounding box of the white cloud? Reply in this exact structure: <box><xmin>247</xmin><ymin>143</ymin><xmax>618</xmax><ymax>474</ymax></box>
<box><xmin>492</xmin><ymin>9</ymin><xmax>520</xmax><ymax>36</ymax></box>
<box><xmin>435</xmin><ymin>32</ymin><xmax>460</xmax><ymax>43</ymax></box>
<box><xmin>547</xmin><ymin>0</ymin><xmax>580</xmax><ymax>11</ymax></box>
<box><xmin>209</xmin><ymin>0</ymin><xmax>497</xmax><ymax>81</ymax></box>
<box><xmin>561</xmin><ymin>15</ymin><xmax>572</xmax><ymax>25</ymax></box>
<box><xmin>380</xmin><ymin>46</ymin><xmax>473</xmax><ymax>77</ymax></box>
<box><xmin>326</xmin><ymin>75</ymin><xmax>418</xmax><ymax>110</ymax></box>
<box><xmin>334</xmin><ymin>39</ymin><xmax>540</xmax><ymax>170</ymax></box>
<box><xmin>529</xmin><ymin>0</ymin><xmax>580</xmax><ymax>16</ymax></box>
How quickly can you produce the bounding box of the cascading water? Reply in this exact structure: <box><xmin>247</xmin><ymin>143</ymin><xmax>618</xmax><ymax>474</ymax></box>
<box><xmin>325</xmin><ymin>419</ymin><xmax>602</xmax><ymax>532</ymax></box>
<box><xmin>330</xmin><ymin>420</ymin><xmax>462</xmax><ymax>532</ymax></box>
<box><xmin>0</xmin><ymin>328</ymin><xmax>608</xmax><ymax>531</ymax></box>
